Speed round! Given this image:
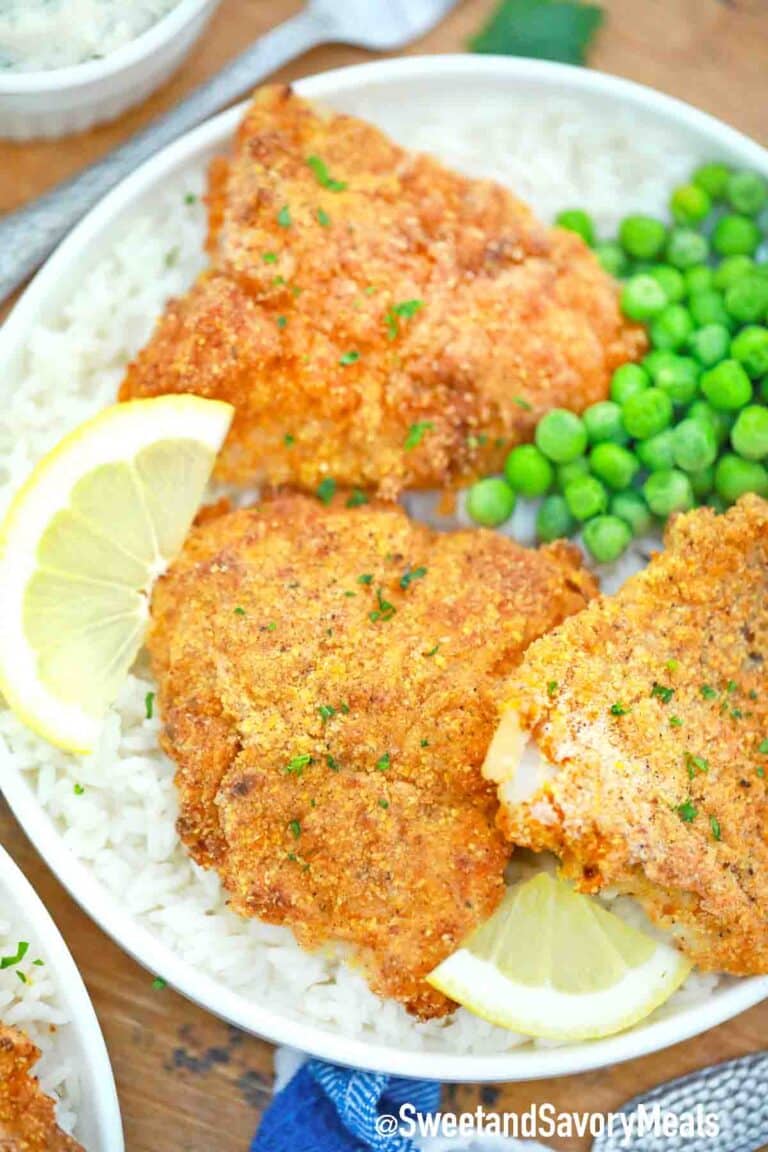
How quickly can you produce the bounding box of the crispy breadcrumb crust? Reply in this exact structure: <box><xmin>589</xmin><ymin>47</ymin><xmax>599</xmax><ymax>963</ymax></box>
<box><xmin>490</xmin><ymin>496</ymin><xmax>768</xmax><ymax>976</ymax></box>
<box><xmin>0</xmin><ymin>1025</ymin><xmax>82</xmax><ymax>1151</ymax></box>
<box><xmin>120</xmin><ymin>85</ymin><xmax>644</xmax><ymax>498</ymax></box>
<box><xmin>148</xmin><ymin>495</ymin><xmax>597</xmax><ymax>1016</ymax></box>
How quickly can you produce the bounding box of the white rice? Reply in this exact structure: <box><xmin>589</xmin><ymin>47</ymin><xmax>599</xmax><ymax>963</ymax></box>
<box><xmin>0</xmin><ymin>0</ymin><xmax>180</xmax><ymax>72</ymax></box>
<box><xmin>0</xmin><ymin>101</ymin><xmax>728</xmax><ymax>1055</ymax></box>
<box><xmin>0</xmin><ymin>906</ymin><xmax>79</xmax><ymax>1134</ymax></box>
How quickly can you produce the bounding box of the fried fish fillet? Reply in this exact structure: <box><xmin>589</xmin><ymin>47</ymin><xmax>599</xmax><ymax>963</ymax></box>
<box><xmin>148</xmin><ymin>495</ymin><xmax>597</xmax><ymax>1016</ymax></box>
<box><xmin>0</xmin><ymin>1025</ymin><xmax>82</xmax><ymax>1151</ymax></box>
<box><xmin>120</xmin><ymin>85</ymin><xmax>644</xmax><ymax>499</ymax></box>
<box><xmin>485</xmin><ymin>495</ymin><xmax>768</xmax><ymax>975</ymax></box>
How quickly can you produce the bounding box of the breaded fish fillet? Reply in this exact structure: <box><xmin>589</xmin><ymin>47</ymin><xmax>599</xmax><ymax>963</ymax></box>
<box><xmin>120</xmin><ymin>85</ymin><xmax>644</xmax><ymax>499</ymax></box>
<box><xmin>0</xmin><ymin>1025</ymin><xmax>82</xmax><ymax>1151</ymax></box>
<box><xmin>485</xmin><ymin>495</ymin><xmax>768</xmax><ymax>976</ymax></box>
<box><xmin>148</xmin><ymin>495</ymin><xmax>596</xmax><ymax>1016</ymax></box>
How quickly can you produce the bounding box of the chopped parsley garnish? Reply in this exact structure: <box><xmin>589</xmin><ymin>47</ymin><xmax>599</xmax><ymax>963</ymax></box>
<box><xmin>277</xmin><ymin>205</ymin><xmax>292</xmax><ymax>228</ymax></box>
<box><xmin>420</xmin><ymin>738</ymin><xmax>429</xmax><ymax>747</ymax></box>
<box><xmin>262</xmin><ymin>251</ymin><xmax>278</xmax><ymax>264</ymax></box>
<box><xmin>758</xmin><ymin>739</ymin><xmax>768</xmax><ymax>754</ymax></box>
<box><xmin>357</xmin><ymin>573</ymin><xmax>374</xmax><ymax>585</ymax></box>
<box><xmin>378</xmin><ymin>798</ymin><xmax>389</xmax><ymax>810</ymax></box>
<box><xmin>399</xmin><ymin>566</ymin><xmax>427</xmax><ymax>590</ymax></box>
<box><xmin>346</xmin><ymin>489</ymin><xmax>368</xmax><ymax>508</ymax></box>
<box><xmin>727</xmin><ymin>680</ymin><xmax>738</xmax><ymax>694</ymax></box>
<box><xmin>547</xmin><ymin>680</ymin><xmax>558</xmax><ymax>698</ymax></box>
<box><xmin>234</xmin><ymin>606</ymin><xmax>246</xmax><ymax>616</ymax></box>
<box><xmin>16</xmin><ymin>971</ymin><xmax>27</xmax><ymax>984</ymax></box>
<box><xmin>369</xmin><ymin>587</ymin><xmax>396</xmax><ymax>623</ymax></box>
<box><xmin>376</xmin><ymin>752</ymin><xmax>391</xmax><ymax>772</ymax></box>
<box><xmin>277</xmin><ymin>315</ymin><xmax>287</xmax><ymax>329</ymax></box>
<box><xmin>266</xmin><ymin>621</ymin><xmax>277</xmax><ymax>632</ymax></box>
<box><xmin>666</xmin><ymin>659</ymin><xmax>679</xmax><ymax>673</ymax></box>
<box><xmin>0</xmin><ymin>942</ymin><xmax>28</xmax><ymax>970</ymax></box>
<box><xmin>669</xmin><ymin>715</ymin><xmax>683</xmax><ymax>728</ymax></box>
<box><xmin>164</xmin><ymin>246</ymin><xmax>179</xmax><ymax>268</ymax></box>
<box><xmin>511</xmin><ymin>396</ymin><xmax>533</xmax><ymax>410</ymax></box>
<box><xmin>151</xmin><ymin>976</ymin><xmax>167</xmax><ymax>991</ymax></box>
<box><xmin>288</xmin><ymin>819</ymin><xmax>301</xmax><ymax>839</ymax></box>
<box><xmin>318</xmin><ymin>705</ymin><xmax>336</xmax><ymax>723</ymax></box>
<box><xmin>758</xmin><ymin>766</ymin><xmax>766</xmax><ymax>779</ymax></box>
<box><xmin>339</xmin><ymin>350</ymin><xmax>360</xmax><ymax>366</ymax></box>
<box><xmin>73</xmin><ymin>783</ymin><xmax>85</xmax><ymax>796</ymax></box>
<box><xmin>385</xmin><ymin>298</ymin><xmax>424</xmax><ymax>340</ymax></box>
<box><xmin>326</xmin><ymin>755</ymin><xmax>341</xmax><ymax>772</ymax></box>
<box><xmin>685</xmin><ymin>752</ymin><xmax>709</xmax><ymax>778</ymax></box>
<box><xmin>651</xmin><ymin>683</ymin><xmax>675</xmax><ymax>705</ymax></box>
<box><xmin>317</xmin><ymin>208</ymin><xmax>331</xmax><ymax>227</ymax></box>
<box><xmin>184</xmin><ymin>192</ymin><xmax>197</xmax><ymax>205</ymax></box>
<box><xmin>316</xmin><ymin>477</ymin><xmax>337</xmax><ymax>505</ymax></box>
<box><xmin>677</xmin><ymin>800</ymin><xmax>697</xmax><ymax>824</ymax></box>
<box><xmin>343</xmin><ymin>590</ymin><xmax>356</xmax><ymax>598</ymax></box>
<box><xmin>700</xmin><ymin>684</ymin><xmax>718</xmax><ymax>700</ymax></box>
<box><xmin>709</xmin><ymin>815</ymin><xmax>722</xmax><ymax>841</ymax></box>
<box><xmin>404</xmin><ymin>421</ymin><xmax>433</xmax><ymax>450</ymax></box>
<box><xmin>306</xmin><ymin>155</ymin><xmax>347</xmax><ymax>192</ymax></box>
<box><xmin>283</xmin><ymin>433</ymin><xmax>295</xmax><ymax>446</ymax></box>
<box><xmin>749</xmin><ymin>689</ymin><xmax>759</xmax><ymax>701</ymax></box>
<box><xmin>33</xmin><ymin>959</ymin><xmax>44</xmax><ymax>967</ymax></box>
<box><xmin>145</xmin><ymin>691</ymin><xmax>155</xmax><ymax>720</ymax></box>
<box><xmin>424</xmin><ymin>644</ymin><xmax>440</xmax><ymax>657</ymax></box>
<box><xmin>285</xmin><ymin>754</ymin><xmax>313</xmax><ymax>776</ymax></box>
<box><xmin>609</xmin><ymin>702</ymin><xmax>631</xmax><ymax>716</ymax></box>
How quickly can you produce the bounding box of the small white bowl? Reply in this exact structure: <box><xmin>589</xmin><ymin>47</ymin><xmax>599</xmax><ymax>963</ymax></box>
<box><xmin>0</xmin><ymin>844</ymin><xmax>122</xmax><ymax>1149</ymax></box>
<box><xmin>0</xmin><ymin>0</ymin><xmax>221</xmax><ymax>140</ymax></box>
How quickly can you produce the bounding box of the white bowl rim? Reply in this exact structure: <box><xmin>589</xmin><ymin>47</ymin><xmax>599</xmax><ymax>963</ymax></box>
<box><xmin>0</xmin><ymin>844</ymin><xmax>123</xmax><ymax>1147</ymax></box>
<box><xmin>1</xmin><ymin>53</ymin><xmax>767</xmax><ymax>1083</ymax></box>
<box><xmin>0</xmin><ymin>0</ymin><xmax>216</xmax><ymax>92</ymax></box>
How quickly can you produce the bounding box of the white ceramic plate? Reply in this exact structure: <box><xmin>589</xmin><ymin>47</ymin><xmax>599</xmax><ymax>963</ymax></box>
<box><xmin>0</xmin><ymin>844</ymin><xmax>122</xmax><ymax>1148</ymax></box>
<box><xmin>1</xmin><ymin>56</ymin><xmax>767</xmax><ymax>1082</ymax></box>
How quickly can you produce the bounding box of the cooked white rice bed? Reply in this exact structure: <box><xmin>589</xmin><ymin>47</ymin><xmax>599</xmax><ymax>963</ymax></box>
<box><xmin>0</xmin><ymin>99</ymin><xmax>725</xmax><ymax>1053</ymax></box>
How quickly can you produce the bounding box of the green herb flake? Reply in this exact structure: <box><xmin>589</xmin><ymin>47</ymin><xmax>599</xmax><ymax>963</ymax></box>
<box><xmin>404</xmin><ymin>421</ymin><xmax>434</xmax><ymax>450</ymax></box>
<box><xmin>285</xmin><ymin>754</ymin><xmax>313</xmax><ymax>776</ymax></box>
<box><xmin>676</xmin><ymin>800</ymin><xmax>697</xmax><ymax>824</ymax></box>
<box><xmin>164</xmin><ymin>246</ymin><xmax>179</xmax><ymax>268</ymax></box>
<box><xmin>727</xmin><ymin>680</ymin><xmax>739</xmax><ymax>695</ymax></box>
<box><xmin>339</xmin><ymin>350</ymin><xmax>360</xmax><ymax>366</ymax></box>
<box><xmin>151</xmin><ymin>976</ymin><xmax>167</xmax><ymax>991</ymax></box>
<box><xmin>234</xmin><ymin>606</ymin><xmax>246</xmax><ymax>617</ymax></box>
<box><xmin>357</xmin><ymin>573</ymin><xmax>374</xmax><ymax>586</ymax></box>
<box><xmin>316</xmin><ymin>477</ymin><xmax>337</xmax><ymax>505</ymax></box>
<box><xmin>758</xmin><ymin>766</ymin><xmax>766</xmax><ymax>779</ymax></box>
<box><xmin>346</xmin><ymin>489</ymin><xmax>369</xmax><ymax>508</ymax></box>
<box><xmin>651</xmin><ymin>683</ymin><xmax>675</xmax><ymax>705</ymax></box>
<box><xmin>326</xmin><ymin>755</ymin><xmax>341</xmax><ymax>772</ymax></box>
<box><xmin>685</xmin><ymin>752</ymin><xmax>709</xmax><ymax>778</ymax></box>
<box><xmin>318</xmin><ymin>705</ymin><xmax>336</xmax><ymax>724</ymax></box>
<box><xmin>609</xmin><ymin>702</ymin><xmax>631</xmax><ymax>716</ymax></box>
<box><xmin>710</xmin><ymin>815</ymin><xmax>722</xmax><ymax>841</ymax></box>
<box><xmin>277</xmin><ymin>205</ymin><xmax>292</xmax><ymax>228</ymax></box>
<box><xmin>400</xmin><ymin>566</ymin><xmax>427</xmax><ymax>590</ymax></box>
<box><xmin>385</xmin><ymin>298</ymin><xmax>424</xmax><ymax>340</ymax></box>
<box><xmin>283</xmin><ymin>433</ymin><xmax>295</xmax><ymax>447</ymax></box>
<box><xmin>749</xmin><ymin>689</ymin><xmax>759</xmax><ymax>701</ymax></box>
<box><xmin>262</xmin><ymin>251</ymin><xmax>278</xmax><ymax>264</ymax></box>
<box><xmin>306</xmin><ymin>155</ymin><xmax>347</xmax><ymax>192</ymax></box>
<box><xmin>317</xmin><ymin>208</ymin><xmax>331</xmax><ymax>227</ymax></box>
<box><xmin>369</xmin><ymin>587</ymin><xmax>396</xmax><ymax>623</ymax></box>
<box><xmin>73</xmin><ymin>783</ymin><xmax>85</xmax><ymax>796</ymax></box>
<box><xmin>669</xmin><ymin>716</ymin><xmax>683</xmax><ymax>728</ymax></box>
<box><xmin>470</xmin><ymin>0</ymin><xmax>604</xmax><ymax>66</ymax></box>
<box><xmin>288</xmin><ymin>819</ymin><xmax>301</xmax><ymax>839</ymax></box>
<box><xmin>424</xmin><ymin>644</ymin><xmax>440</xmax><ymax>658</ymax></box>
<box><xmin>666</xmin><ymin>659</ymin><xmax>679</xmax><ymax>673</ymax></box>
<box><xmin>184</xmin><ymin>192</ymin><xmax>197</xmax><ymax>205</ymax></box>
<box><xmin>511</xmin><ymin>395</ymin><xmax>533</xmax><ymax>410</ymax></box>
<box><xmin>277</xmin><ymin>315</ymin><xmax>288</xmax><ymax>330</ymax></box>
<box><xmin>758</xmin><ymin>739</ymin><xmax>768</xmax><ymax>754</ymax></box>
<box><xmin>16</xmin><ymin>971</ymin><xmax>27</xmax><ymax>984</ymax></box>
<box><xmin>700</xmin><ymin>684</ymin><xmax>718</xmax><ymax>700</ymax></box>
<box><xmin>145</xmin><ymin>691</ymin><xmax>155</xmax><ymax>720</ymax></box>
<box><xmin>376</xmin><ymin>752</ymin><xmax>391</xmax><ymax>772</ymax></box>
<box><xmin>420</xmin><ymin>738</ymin><xmax>429</xmax><ymax>748</ymax></box>
<box><xmin>378</xmin><ymin>799</ymin><xmax>390</xmax><ymax>810</ymax></box>
<box><xmin>546</xmin><ymin>680</ymin><xmax>558</xmax><ymax>698</ymax></box>
<box><xmin>0</xmin><ymin>942</ymin><xmax>29</xmax><ymax>970</ymax></box>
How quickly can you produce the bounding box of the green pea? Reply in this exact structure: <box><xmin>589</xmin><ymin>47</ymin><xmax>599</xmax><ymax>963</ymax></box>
<box><xmin>636</xmin><ymin>429</ymin><xmax>676</xmax><ymax>472</ymax></box>
<box><xmin>713</xmin><ymin>255</ymin><xmax>756</xmax><ymax>291</ymax></box>
<box><xmin>619</xmin><ymin>215</ymin><xmax>668</xmax><ymax>260</ymax></box>
<box><xmin>689</xmin><ymin>290</ymin><xmax>733</xmax><ymax>330</ymax></box>
<box><xmin>590</xmin><ymin>443</ymin><xmax>639</xmax><ymax>490</ymax></box>
<box><xmin>724</xmin><ymin>276</ymin><xmax>768</xmax><ymax>325</ymax></box>
<box><xmin>621</xmin><ymin>387</ymin><xmax>674</xmax><ymax>440</ymax></box>
<box><xmin>671</xmin><ymin>418</ymin><xmax>718</xmax><ymax>472</ymax></box>
<box><xmin>621</xmin><ymin>274</ymin><xmax>668</xmax><ymax>321</ymax></box>
<box><xmin>504</xmin><ymin>444</ymin><xmax>554</xmax><ymax>497</ymax></box>
<box><xmin>670</xmin><ymin>183</ymin><xmax>711</xmax><ymax>225</ymax></box>
<box><xmin>712</xmin><ymin>214</ymin><xmax>761</xmax><ymax>257</ymax></box>
<box><xmin>609</xmin><ymin>490</ymin><xmax>653</xmax><ymax>537</ymax></box>
<box><xmin>688</xmin><ymin>324</ymin><xmax>731</xmax><ymax>368</ymax></box>
<box><xmin>555</xmin><ymin>209</ymin><xmax>596</xmax><ymax>246</ymax></box>
<box><xmin>536</xmin><ymin>494</ymin><xmax>576</xmax><ymax>543</ymax></box>
<box><xmin>689</xmin><ymin>465</ymin><xmax>715</xmax><ymax>500</ymax></box>
<box><xmin>731</xmin><ymin>406</ymin><xmax>768</xmax><ymax>461</ymax></box>
<box><xmin>610</xmin><ymin>363</ymin><xmax>649</xmax><ymax>405</ymax></box>
<box><xmin>535</xmin><ymin>409</ymin><xmax>588</xmax><ymax>463</ymax></box>
<box><xmin>665</xmin><ymin>228</ymin><xmax>709</xmax><ymax>269</ymax></box>
<box><xmin>595</xmin><ymin>242</ymin><xmax>628</xmax><ymax>278</ymax></box>
<box><xmin>582</xmin><ymin>515</ymin><xmax>632</xmax><ymax>563</ymax></box>
<box><xmin>730</xmin><ymin>326</ymin><xmax>768</xmax><ymax>379</ymax></box>
<box><xmin>650</xmin><ymin>305</ymin><xmax>694</xmax><ymax>351</ymax></box>
<box><xmin>583</xmin><ymin>400</ymin><xmax>629</xmax><ymax>445</ymax></box>
<box><xmin>643</xmin><ymin>469</ymin><xmax>695</xmax><ymax>517</ymax></box>
<box><xmin>652</xmin><ymin>355</ymin><xmax>699</xmax><ymax>406</ymax></box>
<box><xmin>556</xmin><ymin>457</ymin><xmax>590</xmax><ymax>490</ymax></box>
<box><xmin>564</xmin><ymin>475</ymin><xmax>609</xmax><ymax>521</ymax></box>
<box><xmin>648</xmin><ymin>265</ymin><xmax>686</xmax><ymax>304</ymax></box>
<box><xmin>715</xmin><ymin>453</ymin><xmax>768</xmax><ymax>502</ymax></box>
<box><xmin>687</xmin><ymin>400</ymin><xmax>734</xmax><ymax>446</ymax></box>
<box><xmin>725</xmin><ymin>170</ymin><xmax>768</xmax><ymax>216</ymax></box>
<box><xmin>692</xmin><ymin>162</ymin><xmax>731</xmax><ymax>200</ymax></box>
<box><xmin>466</xmin><ymin>477</ymin><xmax>516</xmax><ymax>527</ymax></box>
<box><xmin>684</xmin><ymin>265</ymin><xmax>714</xmax><ymax>296</ymax></box>
<box><xmin>700</xmin><ymin>360</ymin><xmax>753</xmax><ymax>410</ymax></box>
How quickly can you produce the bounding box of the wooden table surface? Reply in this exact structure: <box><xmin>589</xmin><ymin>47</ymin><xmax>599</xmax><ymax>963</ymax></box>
<box><xmin>1</xmin><ymin>2</ymin><xmax>767</xmax><ymax>1150</ymax></box>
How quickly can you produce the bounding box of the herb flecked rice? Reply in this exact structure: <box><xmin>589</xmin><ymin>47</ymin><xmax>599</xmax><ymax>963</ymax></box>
<box><xmin>0</xmin><ymin>97</ymin><xmax>727</xmax><ymax>1054</ymax></box>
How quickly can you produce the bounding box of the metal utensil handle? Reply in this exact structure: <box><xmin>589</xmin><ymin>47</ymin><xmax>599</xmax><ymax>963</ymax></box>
<box><xmin>0</xmin><ymin>9</ymin><xmax>327</xmax><ymax>302</ymax></box>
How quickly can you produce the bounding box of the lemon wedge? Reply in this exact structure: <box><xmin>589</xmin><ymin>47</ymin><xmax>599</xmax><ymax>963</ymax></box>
<box><xmin>427</xmin><ymin>873</ymin><xmax>691</xmax><ymax>1041</ymax></box>
<box><xmin>0</xmin><ymin>396</ymin><xmax>233</xmax><ymax>753</ymax></box>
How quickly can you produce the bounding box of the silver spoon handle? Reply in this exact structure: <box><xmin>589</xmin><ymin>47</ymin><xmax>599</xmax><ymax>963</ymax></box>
<box><xmin>0</xmin><ymin>9</ymin><xmax>327</xmax><ymax>303</ymax></box>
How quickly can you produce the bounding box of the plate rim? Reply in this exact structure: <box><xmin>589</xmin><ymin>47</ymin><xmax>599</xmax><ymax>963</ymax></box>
<box><xmin>2</xmin><ymin>53</ymin><xmax>767</xmax><ymax>1083</ymax></box>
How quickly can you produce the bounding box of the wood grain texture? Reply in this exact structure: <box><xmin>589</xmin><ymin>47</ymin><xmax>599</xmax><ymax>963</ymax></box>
<box><xmin>1</xmin><ymin>2</ymin><xmax>767</xmax><ymax>1149</ymax></box>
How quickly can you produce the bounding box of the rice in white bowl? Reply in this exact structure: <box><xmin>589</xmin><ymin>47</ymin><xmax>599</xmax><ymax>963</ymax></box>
<box><xmin>0</xmin><ymin>0</ymin><xmax>180</xmax><ymax>72</ymax></box>
<box><xmin>0</xmin><ymin>906</ymin><xmax>79</xmax><ymax>1134</ymax></box>
<box><xmin>0</xmin><ymin>100</ymin><xmax>730</xmax><ymax>1054</ymax></box>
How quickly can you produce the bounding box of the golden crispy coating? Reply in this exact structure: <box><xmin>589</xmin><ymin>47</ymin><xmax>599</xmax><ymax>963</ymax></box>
<box><xmin>148</xmin><ymin>495</ymin><xmax>596</xmax><ymax>1016</ymax></box>
<box><xmin>120</xmin><ymin>85</ymin><xmax>645</xmax><ymax>499</ymax></box>
<box><xmin>487</xmin><ymin>496</ymin><xmax>768</xmax><ymax>976</ymax></box>
<box><xmin>0</xmin><ymin>1025</ymin><xmax>82</xmax><ymax>1151</ymax></box>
